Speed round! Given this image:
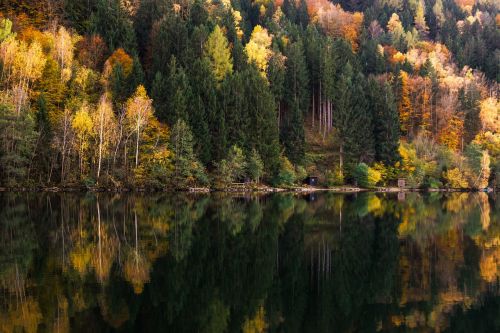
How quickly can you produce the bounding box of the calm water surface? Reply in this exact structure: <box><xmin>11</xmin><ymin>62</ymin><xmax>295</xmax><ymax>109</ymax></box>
<box><xmin>0</xmin><ymin>192</ymin><xmax>498</xmax><ymax>332</ymax></box>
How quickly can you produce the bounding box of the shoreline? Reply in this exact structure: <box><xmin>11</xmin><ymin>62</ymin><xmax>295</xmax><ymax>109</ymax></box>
<box><xmin>0</xmin><ymin>186</ymin><xmax>493</xmax><ymax>193</ymax></box>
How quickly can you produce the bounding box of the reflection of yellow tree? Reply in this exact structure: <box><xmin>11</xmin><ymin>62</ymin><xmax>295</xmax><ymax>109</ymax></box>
<box><xmin>480</xmin><ymin>248</ymin><xmax>499</xmax><ymax>283</ymax></box>
<box><xmin>123</xmin><ymin>211</ymin><xmax>151</xmax><ymax>294</ymax></box>
<box><xmin>0</xmin><ymin>297</ymin><xmax>42</xmax><ymax>333</ymax></box>
<box><xmin>242</xmin><ymin>305</ymin><xmax>267</xmax><ymax>333</ymax></box>
<box><xmin>91</xmin><ymin>200</ymin><xmax>118</xmax><ymax>283</ymax></box>
<box><xmin>98</xmin><ymin>295</ymin><xmax>130</xmax><ymax>329</ymax></box>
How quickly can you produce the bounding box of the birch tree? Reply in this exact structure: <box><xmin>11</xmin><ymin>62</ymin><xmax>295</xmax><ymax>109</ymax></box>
<box><xmin>126</xmin><ymin>85</ymin><xmax>153</xmax><ymax>168</ymax></box>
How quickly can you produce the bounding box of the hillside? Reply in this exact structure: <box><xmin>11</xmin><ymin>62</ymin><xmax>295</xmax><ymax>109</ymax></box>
<box><xmin>0</xmin><ymin>0</ymin><xmax>498</xmax><ymax>189</ymax></box>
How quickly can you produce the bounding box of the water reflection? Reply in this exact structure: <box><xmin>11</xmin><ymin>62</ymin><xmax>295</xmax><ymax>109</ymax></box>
<box><xmin>0</xmin><ymin>192</ymin><xmax>498</xmax><ymax>332</ymax></box>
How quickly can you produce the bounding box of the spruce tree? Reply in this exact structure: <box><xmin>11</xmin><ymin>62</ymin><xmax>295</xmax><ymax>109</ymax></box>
<box><xmin>89</xmin><ymin>0</ymin><xmax>137</xmax><ymax>54</ymax></box>
<box><xmin>368</xmin><ymin>78</ymin><xmax>400</xmax><ymax>165</ymax></box>
<box><xmin>242</xmin><ymin>67</ymin><xmax>280</xmax><ymax>176</ymax></box>
<box><xmin>333</xmin><ymin>64</ymin><xmax>374</xmax><ymax>170</ymax></box>
<box><xmin>282</xmin><ymin>40</ymin><xmax>309</xmax><ymax>164</ymax></box>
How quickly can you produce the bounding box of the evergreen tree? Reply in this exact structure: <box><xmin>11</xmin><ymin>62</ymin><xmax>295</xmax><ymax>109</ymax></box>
<box><xmin>220</xmin><ymin>72</ymin><xmax>248</xmax><ymax>150</ymax></box>
<box><xmin>169</xmin><ymin>119</ymin><xmax>207</xmax><ymax>188</ymax></box>
<box><xmin>333</xmin><ymin>64</ymin><xmax>374</xmax><ymax>171</ymax></box>
<box><xmin>368</xmin><ymin>78</ymin><xmax>400</xmax><ymax>165</ymax></box>
<box><xmin>460</xmin><ymin>85</ymin><xmax>481</xmax><ymax>145</ymax></box>
<box><xmin>152</xmin><ymin>57</ymin><xmax>191</xmax><ymax>125</ymax></box>
<box><xmin>89</xmin><ymin>0</ymin><xmax>137</xmax><ymax>54</ymax></box>
<box><xmin>0</xmin><ymin>103</ymin><xmax>38</xmax><ymax>186</ymax></box>
<box><xmin>241</xmin><ymin>67</ymin><xmax>280</xmax><ymax>176</ymax></box>
<box><xmin>282</xmin><ymin>40</ymin><xmax>309</xmax><ymax>164</ymax></box>
<box><xmin>188</xmin><ymin>59</ymin><xmax>216</xmax><ymax>165</ymax></box>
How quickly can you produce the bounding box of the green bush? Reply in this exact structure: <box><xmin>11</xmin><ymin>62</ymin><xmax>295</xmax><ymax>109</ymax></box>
<box><xmin>352</xmin><ymin>163</ymin><xmax>382</xmax><ymax>188</ymax></box>
<box><xmin>275</xmin><ymin>156</ymin><xmax>296</xmax><ymax>186</ymax></box>
<box><xmin>295</xmin><ymin>165</ymin><xmax>307</xmax><ymax>183</ymax></box>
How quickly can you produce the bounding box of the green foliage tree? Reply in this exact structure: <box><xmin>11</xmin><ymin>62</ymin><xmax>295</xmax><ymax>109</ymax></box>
<box><xmin>215</xmin><ymin>145</ymin><xmax>247</xmax><ymax>185</ymax></box>
<box><xmin>352</xmin><ymin>163</ymin><xmax>381</xmax><ymax>188</ymax></box>
<box><xmin>247</xmin><ymin>148</ymin><xmax>264</xmax><ymax>183</ymax></box>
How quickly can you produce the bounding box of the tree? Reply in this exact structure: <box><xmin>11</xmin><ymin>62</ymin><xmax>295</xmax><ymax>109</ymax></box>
<box><xmin>333</xmin><ymin>65</ymin><xmax>374</xmax><ymax>170</ymax></box>
<box><xmin>368</xmin><ymin>79</ymin><xmax>400</xmax><ymax>165</ymax></box>
<box><xmin>215</xmin><ymin>145</ymin><xmax>247</xmax><ymax>185</ymax></box>
<box><xmin>247</xmin><ymin>148</ymin><xmax>264</xmax><ymax>183</ymax></box>
<box><xmin>126</xmin><ymin>86</ymin><xmax>153</xmax><ymax>168</ymax></box>
<box><xmin>353</xmin><ymin>163</ymin><xmax>382</xmax><ymax>188</ymax></box>
<box><xmin>93</xmin><ymin>94</ymin><xmax>116</xmax><ymax>181</ymax></box>
<box><xmin>479</xmin><ymin>97</ymin><xmax>499</xmax><ymax>133</ymax></box>
<box><xmin>245</xmin><ymin>25</ymin><xmax>272</xmax><ymax>77</ymax></box>
<box><xmin>0</xmin><ymin>100</ymin><xmax>38</xmax><ymax>186</ymax></box>
<box><xmin>72</xmin><ymin>104</ymin><xmax>94</xmax><ymax>177</ymax></box>
<box><xmin>396</xmin><ymin>70</ymin><xmax>412</xmax><ymax>136</ymax></box>
<box><xmin>282</xmin><ymin>40</ymin><xmax>309</xmax><ymax>164</ymax></box>
<box><xmin>204</xmin><ymin>25</ymin><xmax>233</xmax><ymax>82</ymax></box>
<box><xmin>152</xmin><ymin>57</ymin><xmax>191</xmax><ymax>125</ymax></box>
<box><xmin>241</xmin><ymin>67</ymin><xmax>280</xmax><ymax>176</ymax></box>
<box><xmin>0</xmin><ymin>19</ymin><xmax>14</xmax><ymax>42</ymax></box>
<box><xmin>465</xmin><ymin>143</ymin><xmax>490</xmax><ymax>189</ymax></box>
<box><xmin>169</xmin><ymin>119</ymin><xmax>207</xmax><ymax>188</ymax></box>
<box><xmin>89</xmin><ymin>0</ymin><xmax>137</xmax><ymax>53</ymax></box>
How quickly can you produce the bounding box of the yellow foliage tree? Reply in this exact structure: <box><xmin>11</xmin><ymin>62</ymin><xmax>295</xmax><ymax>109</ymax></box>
<box><xmin>398</xmin><ymin>71</ymin><xmax>413</xmax><ymax>136</ymax></box>
<box><xmin>479</xmin><ymin>97</ymin><xmax>499</xmax><ymax>133</ymax></box>
<box><xmin>438</xmin><ymin>114</ymin><xmax>464</xmax><ymax>151</ymax></box>
<box><xmin>72</xmin><ymin>104</ymin><xmax>94</xmax><ymax>176</ymax></box>
<box><xmin>126</xmin><ymin>85</ymin><xmax>154</xmax><ymax>168</ymax></box>
<box><xmin>245</xmin><ymin>25</ymin><xmax>272</xmax><ymax>77</ymax></box>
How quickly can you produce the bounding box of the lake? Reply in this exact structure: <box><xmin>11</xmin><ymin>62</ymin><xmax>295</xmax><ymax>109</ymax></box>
<box><xmin>0</xmin><ymin>192</ymin><xmax>498</xmax><ymax>332</ymax></box>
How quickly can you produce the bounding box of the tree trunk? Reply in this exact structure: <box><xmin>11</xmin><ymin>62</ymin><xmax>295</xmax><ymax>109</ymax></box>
<box><xmin>135</xmin><ymin>121</ymin><xmax>140</xmax><ymax>168</ymax></box>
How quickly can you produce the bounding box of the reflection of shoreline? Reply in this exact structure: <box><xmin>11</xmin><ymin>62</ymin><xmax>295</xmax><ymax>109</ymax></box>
<box><xmin>0</xmin><ymin>186</ymin><xmax>492</xmax><ymax>193</ymax></box>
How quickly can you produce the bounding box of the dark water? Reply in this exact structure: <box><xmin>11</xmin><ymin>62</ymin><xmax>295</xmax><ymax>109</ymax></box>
<box><xmin>0</xmin><ymin>192</ymin><xmax>498</xmax><ymax>332</ymax></box>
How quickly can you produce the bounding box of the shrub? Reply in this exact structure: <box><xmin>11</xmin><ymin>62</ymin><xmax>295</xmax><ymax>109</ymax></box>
<box><xmin>247</xmin><ymin>148</ymin><xmax>264</xmax><ymax>183</ymax></box>
<box><xmin>275</xmin><ymin>156</ymin><xmax>296</xmax><ymax>186</ymax></box>
<box><xmin>326</xmin><ymin>168</ymin><xmax>344</xmax><ymax>187</ymax></box>
<box><xmin>353</xmin><ymin>163</ymin><xmax>382</xmax><ymax>188</ymax></box>
<box><xmin>214</xmin><ymin>145</ymin><xmax>247</xmax><ymax>186</ymax></box>
<box><xmin>295</xmin><ymin>165</ymin><xmax>307</xmax><ymax>183</ymax></box>
<box><xmin>465</xmin><ymin>143</ymin><xmax>490</xmax><ymax>189</ymax></box>
<box><xmin>372</xmin><ymin>162</ymin><xmax>398</xmax><ymax>186</ymax></box>
<box><xmin>442</xmin><ymin>168</ymin><xmax>468</xmax><ymax>188</ymax></box>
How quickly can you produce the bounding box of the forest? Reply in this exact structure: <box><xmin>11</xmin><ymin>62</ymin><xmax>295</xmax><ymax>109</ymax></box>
<box><xmin>0</xmin><ymin>0</ymin><xmax>498</xmax><ymax>189</ymax></box>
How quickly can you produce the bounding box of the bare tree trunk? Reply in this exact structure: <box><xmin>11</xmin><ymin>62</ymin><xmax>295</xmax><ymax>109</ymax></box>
<box><xmin>135</xmin><ymin>121</ymin><xmax>140</xmax><ymax>168</ymax></box>
<box><xmin>97</xmin><ymin>103</ymin><xmax>104</xmax><ymax>181</ymax></box>
<box><xmin>312</xmin><ymin>86</ymin><xmax>315</xmax><ymax>128</ymax></box>
<box><xmin>339</xmin><ymin>144</ymin><xmax>344</xmax><ymax>177</ymax></box>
